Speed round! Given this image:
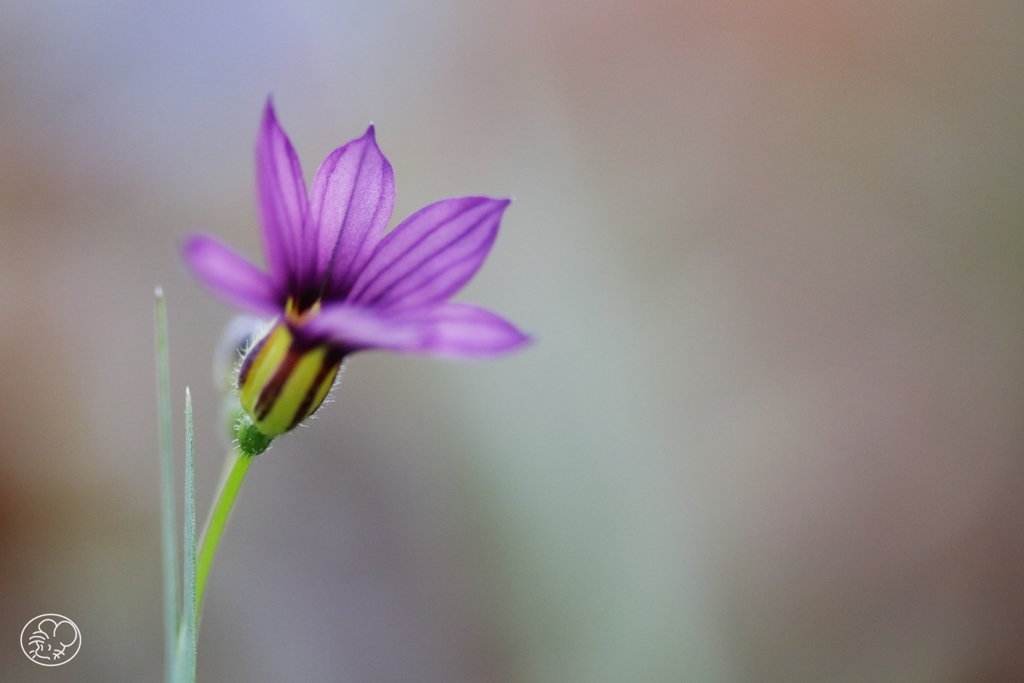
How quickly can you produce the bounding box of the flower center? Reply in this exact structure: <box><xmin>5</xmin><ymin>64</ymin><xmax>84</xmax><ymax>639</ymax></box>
<box><xmin>284</xmin><ymin>296</ymin><xmax>322</xmax><ymax>326</ymax></box>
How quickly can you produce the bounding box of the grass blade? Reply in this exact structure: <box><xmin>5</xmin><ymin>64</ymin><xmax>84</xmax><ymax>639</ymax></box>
<box><xmin>155</xmin><ymin>287</ymin><xmax>178</xmax><ymax>683</ymax></box>
<box><xmin>183</xmin><ymin>388</ymin><xmax>197</xmax><ymax>683</ymax></box>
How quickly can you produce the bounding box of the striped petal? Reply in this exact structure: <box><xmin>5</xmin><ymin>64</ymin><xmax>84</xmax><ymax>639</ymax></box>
<box><xmin>348</xmin><ymin>197</ymin><xmax>509</xmax><ymax>310</ymax></box>
<box><xmin>183</xmin><ymin>234</ymin><xmax>282</xmax><ymax>316</ymax></box>
<box><xmin>305</xmin><ymin>302</ymin><xmax>530</xmax><ymax>359</ymax></box>
<box><xmin>256</xmin><ymin>99</ymin><xmax>309</xmax><ymax>291</ymax></box>
<box><xmin>308</xmin><ymin>125</ymin><xmax>395</xmax><ymax>298</ymax></box>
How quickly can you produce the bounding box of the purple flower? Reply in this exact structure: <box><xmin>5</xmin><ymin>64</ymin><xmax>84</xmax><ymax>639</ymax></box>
<box><xmin>184</xmin><ymin>100</ymin><xmax>529</xmax><ymax>438</ymax></box>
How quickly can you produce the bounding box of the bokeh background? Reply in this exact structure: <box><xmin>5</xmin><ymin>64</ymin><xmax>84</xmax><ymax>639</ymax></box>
<box><xmin>2</xmin><ymin>1</ymin><xmax>1023</xmax><ymax>681</ymax></box>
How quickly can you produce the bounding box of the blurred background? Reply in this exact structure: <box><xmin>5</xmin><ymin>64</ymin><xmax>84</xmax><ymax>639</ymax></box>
<box><xmin>1</xmin><ymin>1</ymin><xmax>1023</xmax><ymax>681</ymax></box>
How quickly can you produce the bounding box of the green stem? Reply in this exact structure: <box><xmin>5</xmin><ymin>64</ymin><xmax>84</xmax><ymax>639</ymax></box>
<box><xmin>173</xmin><ymin>444</ymin><xmax>248</xmax><ymax>679</ymax></box>
<box><xmin>195</xmin><ymin>446</ymin><xmax>253</xmax><ymax>620</ymax></box>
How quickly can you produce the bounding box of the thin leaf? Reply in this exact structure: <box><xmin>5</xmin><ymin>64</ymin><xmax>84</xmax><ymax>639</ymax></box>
<box><xmin>183</xmin><ymin>388</ymin><xmax>197</xmax><ymax>683</ymax></box>
<box><xmin>155</xmin><ymin>287</ymin><xmax>178</xmax><ymax>683</ymax></box>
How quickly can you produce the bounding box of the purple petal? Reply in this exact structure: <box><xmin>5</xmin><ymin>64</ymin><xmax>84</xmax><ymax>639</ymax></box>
<box><xmin>348</xmin><ymin>197</ymin><xmax>510</xmax><ymax>310</ymax></box>
<box><xmin>183</xmin><ymin>234</ymin><xmax>283</xmax><ymax>316</ymax></box>
<box><xmin>308</xmin><ymin>125</ymin><xmax>395</xmax><ymax>297</ymax></box>
<box><xmin>256</xmin><ymin>99</ymin><xmax>309</xmax><ymax>290</ymax></box>
<box><xmin>304</xmin><ymin>302</ymin><xmax>530</xmax><ymax>359</ymax></box>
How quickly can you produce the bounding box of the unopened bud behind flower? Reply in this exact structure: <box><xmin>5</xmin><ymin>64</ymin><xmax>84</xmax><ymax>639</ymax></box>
<box><xmin>214</xmin><ymin>315</ymin><xmax>268</xmax><ymax>393</ymax></box>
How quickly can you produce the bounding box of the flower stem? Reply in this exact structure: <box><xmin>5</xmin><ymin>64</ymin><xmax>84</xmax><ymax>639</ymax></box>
<box><xmin>195</xmin><ymin>446</ymin><xmax>253</xmax><ymax>619</ymax></box>
<box><xmin>172</xmin><ymin>444</ymin><xmax>251</xmax><ymax>680</ymax></box>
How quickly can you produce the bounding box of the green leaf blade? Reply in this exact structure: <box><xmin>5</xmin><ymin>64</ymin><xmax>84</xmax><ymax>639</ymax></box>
<box><xmin>155</xmin><ymin>287</ymin><xmax>178</xmax><ymax>683</ymax></box>
<box><xmin>183</xmin><ymin>388</ymin><xmax>197</xmax><ymax>683</ymax></box>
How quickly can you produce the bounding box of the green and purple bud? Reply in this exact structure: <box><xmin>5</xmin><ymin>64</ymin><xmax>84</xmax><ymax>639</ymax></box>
<box><xmin>237</xmin><ymin>319</ymin><xmax>344</xmax><ymax>438</ymax></box>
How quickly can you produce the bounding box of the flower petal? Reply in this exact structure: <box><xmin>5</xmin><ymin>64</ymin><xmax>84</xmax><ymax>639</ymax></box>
<box><xmin>256</xmin><ymin>99</ymin><xmax>309</xmax><ymax>291</ymax></box>
<box><xmin>308</xmin><ymin>125</ymin><xmax>395</xmax><ymax>298</ymax></box>
<box><xmin>348</xmin><ymin>197</ymin><xmax>510</xmax><ymax>310</ymax></box>
<box><xmin>304</xmin><ymin>302</ymin><xmax>530</xmax><ymax>359</ymax></box>
<box><xmin>183</xmin><ymin>234</ymin><xmax>282</xmax><ymax>316</ymax></box>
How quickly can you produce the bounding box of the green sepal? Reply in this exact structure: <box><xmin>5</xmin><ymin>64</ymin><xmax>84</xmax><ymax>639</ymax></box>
<box><xmin>234</xmin><ymin>414</ymin><xmax>274</xmax><ymax>457</ymax></box>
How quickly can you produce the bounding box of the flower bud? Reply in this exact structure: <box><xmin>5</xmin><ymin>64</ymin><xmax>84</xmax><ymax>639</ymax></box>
<box><xmin>213</xmin><ymin>316</ymin><xmax>270</xmax><ymax>445</ymax></box>
<box><xmin>237</xmin><ymin>322</ymin><xmax>343</xmax><ymax>437</ymax></box>
<box><xmin>214</xmin><ymin>315</ymin><xmax>269</xmax><ymax>393</ymax></box>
